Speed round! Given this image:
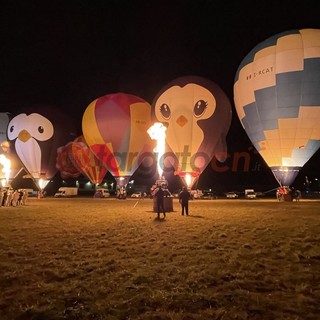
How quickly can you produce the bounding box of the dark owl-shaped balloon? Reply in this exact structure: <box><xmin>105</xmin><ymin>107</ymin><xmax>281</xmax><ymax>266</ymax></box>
<box><xmin>153</xmin><ymin>76</ymin><xmax>232</xmax><ymax>187</ymax></box>
<box><xmin>7</xmin><ymin>105</ymin><xmax>77</xmax><ymax>187</ymax></box>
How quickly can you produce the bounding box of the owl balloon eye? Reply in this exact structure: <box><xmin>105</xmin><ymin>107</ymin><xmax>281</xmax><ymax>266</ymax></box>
<box><xmin>194</xmin><ymin>100</ymin><xmax>207</xmax><ymax>117</ymax></box>
<box><xmin>159</xmin><ymin>103</ymin><xmax>171</xmax><ymax>120</ymax></box>
<box><xmin>10</xmin><ymin>125</ymin><xmax>14</xmax><ymax>133</ymax></box>
<box><xmin>38</xmin><ymin>126</ymin><xmax>44</xmax><ymax>134</ymax></box>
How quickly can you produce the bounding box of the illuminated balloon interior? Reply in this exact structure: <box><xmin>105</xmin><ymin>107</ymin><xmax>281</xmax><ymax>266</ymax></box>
<box><xmin>184</xmin><ymin>173</ymin><xmax>192</xmax><ymax>188</ymax></box>
<box><xmin>38</xmin><ymin>178</ymin><xmax>50</xmax><ymax>190</ymax></box>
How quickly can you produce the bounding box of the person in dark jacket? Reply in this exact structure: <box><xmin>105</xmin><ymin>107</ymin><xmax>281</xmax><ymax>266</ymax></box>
<box><xmin>179</xmin><ymin>186</ymin><xmax>191</xmax><ymax>216</ymax></box>
<box><xmin>154</xmin><ymin>184</ymin><xmax>170</xmax><ymax>219</ymax></box>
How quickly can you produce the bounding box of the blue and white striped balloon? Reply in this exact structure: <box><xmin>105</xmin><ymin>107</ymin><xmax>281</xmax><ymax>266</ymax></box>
<box><xmin>234</xmin><ymin>29</ymin><xmax>320</xmax><ymax>186</ymax></box>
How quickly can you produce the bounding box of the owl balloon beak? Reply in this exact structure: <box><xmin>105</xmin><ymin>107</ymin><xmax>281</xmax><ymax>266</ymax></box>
<box><xmin>18</xmin><ymin>129</ymin><xmax>32</xmax><ymax>143</ymax></box>
<box><xmin>176</xmin><ymin>115</ymin><xmax>188</xmax><ymax>127</ymax></box>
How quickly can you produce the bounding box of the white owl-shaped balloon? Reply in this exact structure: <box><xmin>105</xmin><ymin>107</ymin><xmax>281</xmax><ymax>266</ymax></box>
<box><xmin>7</xmin><ymin>106</ymin><xmax>77</xmax><ymax>187</ymax></box>
<box><xmin>7</xmin><ymin>113</ymin><xmax>54</xmax><ymax>179</ymax></box>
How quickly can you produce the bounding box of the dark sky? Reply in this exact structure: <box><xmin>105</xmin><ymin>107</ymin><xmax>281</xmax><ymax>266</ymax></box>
<box><xmin>1</xmin><ymin>1</ymin><xmax>320</xmax><ymax>190</ymax></box>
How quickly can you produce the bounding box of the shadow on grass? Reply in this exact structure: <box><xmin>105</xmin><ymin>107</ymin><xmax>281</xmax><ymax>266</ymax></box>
<box><xmin>145</xmin><ymin>211</ymin><xmax>177</xmax><ymax>213</ymax></box>
<box><xmin>153</xmin><ymin>217</ymin><xmax>167</xmax><ymax>222</ymax></box>
<box><xmin>185</xmin><ymin>215</ymin><xmax>205</xmax><ymax>219</ymax></box>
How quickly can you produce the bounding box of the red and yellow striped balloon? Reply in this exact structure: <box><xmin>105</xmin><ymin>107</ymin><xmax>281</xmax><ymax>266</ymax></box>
<box><xmin>69</xmin><ymin>135</ymin><xmax>108</xmax><ymax>185</ymax></box>
<box><xmin>82</xmin><ymin>93</ymin><xmax>153</xmax><ymax>187</ymax></box>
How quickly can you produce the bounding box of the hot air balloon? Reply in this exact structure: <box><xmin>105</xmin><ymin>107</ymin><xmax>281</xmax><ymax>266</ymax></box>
<box><xmin>234</xmin><ymin>28</ymin><xmax>320</xmax><ymax>187</ymax></box>
<box><xmin>0</xmin><ymin>112</ymin><xmax>11</xmax><ymax>148</ymax></box>
<box><xmin>0</xmin><ymin>113</ymin><xmax>12</xmax><ymax>184</ymax></box>
<box><xmin>56</xmin><ymin>141</ymin><xmax>82</xmax><ymax>179</ymax></box>
<box><xmin>69</xmin><ymin>135</ymin><xmax>108</xmax><ymax>185</ymax></box>
<box><xmin>0</xmin><ymin>112</ymin><xmax>24</xmax><ymax>184</ymax></box>
<box><xmin>7</xmin><ymin>106</ymin><xmax>77</xmax><ymax>190</ymax></box>
<box><xmin>82</xmin><ymin>93</ymin><xmax>153</xmax><ymax>188</ymax></box>
<box><xmin>152</xmin><ymin>76</ymin><xmax>232</xmax><ymax>188</ymax></box>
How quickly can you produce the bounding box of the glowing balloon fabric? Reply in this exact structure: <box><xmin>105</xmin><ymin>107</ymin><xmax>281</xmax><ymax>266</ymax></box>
<box><xmin>82</xmin><ymin>93</ymin><xmax>152</xmax><ymax>187</ymax></box>
<box><xmin>7</xmin><ymin>106</ymin><xmax>77</xmax><ymax>188</ymax></box>
<box><xmin>153</xmin><ymin>76</ymin><xmax>232</xmax><ymax>187</ymax></box>
<box><xmin>69</xmin><ymin>136</ymin><xmax>108</xmax><ymax>185</ymax></box>
<box><xmin>234</xmin><ymin>29</ymin><xmax>320</xmax><ymax>186</ymax></box>
<box><xmin>0</xmin><ymin>113</ymin><xmax>24</xmax><ymax>180</ymax></box>
<box><xmin>0</xmin><ymin>113</ymin><xmax>12</xmax><ymax>180</ymax></box>
<box><xmin>56</xmin><ymin>142</ymin><xmax>82</xmax><ymax>179</ymax></box>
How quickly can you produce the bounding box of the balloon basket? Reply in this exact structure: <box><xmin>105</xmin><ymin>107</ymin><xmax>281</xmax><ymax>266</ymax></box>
<box><xmin>283</xmin><ymin>194</ymin><xmax>292</xmax><ymax>202</ymax></box>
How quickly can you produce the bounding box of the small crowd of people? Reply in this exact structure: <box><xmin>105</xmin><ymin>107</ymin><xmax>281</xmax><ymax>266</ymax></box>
<box><xmin>0</xmin><ymin>188</ymin><xmax>29</xmax><ymax>207</ymax></box>
<box><xmin>276</xmin><ymin>186</ymin><xmax>301</xmax><ymax>201</ymax></box>
<box><xmin>151</xmin><ymin>182</ymin><xmax>191</xmax><ymax>219</ymax></box>
<box><xmin>151</xmin><ymin>183</ymin><xmax>171</xmax><ymax>219</ymax></box>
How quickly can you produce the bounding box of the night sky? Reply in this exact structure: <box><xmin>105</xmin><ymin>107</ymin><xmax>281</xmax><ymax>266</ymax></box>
<box><xmin>1</xmin><ymin>1</ymin><xmax>320</xmax><ymax>191</ymax></box>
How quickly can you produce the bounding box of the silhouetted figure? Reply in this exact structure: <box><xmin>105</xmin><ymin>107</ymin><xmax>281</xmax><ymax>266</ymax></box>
<box><xmin>2</xmin><ymin>189</ymin><xmax>8</xmax><ymax>206</ymax></box>
<box><xmin>154</xmin><ymin>184</ymin><xmax>170</xmax><ymax>219</ymax></box>
<box><xmin>18</xmin><ymin>190</ymin><xmax>24</xmax><ymax>205</ymax></box>
<box><xmin>179</xmin><ymin>187</ymin><xmax>191</xmax><ymax>216</ymax></box>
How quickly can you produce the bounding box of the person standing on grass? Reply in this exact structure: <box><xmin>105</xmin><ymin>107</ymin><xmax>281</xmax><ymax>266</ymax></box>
<box><xmin>11</xmin><ymin>190</ymin><xmax>20</xmax><ymax>207</ymax></box>
<box><xmin>6</xmin><ymin>189</ymin><xmax>13</xmax><ymax>206</ymax></box>
<box><xmin>22</xmin><ymin>190</ymin><xmax>28</xmax><ymax>205</ymax></box>
<box><xmin>18</xmin><ymin>190</ymin><xmax>24</xmax><ymax>206</ymax></box>
<box><xmin>179</xmin><ymin>186</ymin><xmax>191</xmax><ymax>216</ymax></box>
<box><xmin>153</xmin><ymin>183</ymin><xmax>170</xmax><ymax>219</ymax></box>
<box><xmin>0</xmin><ymin>189</ymin><xmax>4</xmax><ymax>207</ymax></box>
<box><xmin>2</xmin><ymin>189</ymin><xmax>7</xmax><ymax>206</ymax></box>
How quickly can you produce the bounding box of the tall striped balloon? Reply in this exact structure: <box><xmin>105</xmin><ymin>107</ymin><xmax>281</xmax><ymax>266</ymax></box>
<box><xmin>69</xmin><ymin>136</ymin><xmax>108</xmax><ymax>185</ymax></box>
<box><xmin>234</xmin><ymin>29</ymin><xmax>320</xmax><ymax>186</ymax></box>
<box><xmin>56</xmin><ymin>141</ymin><xmax>82</xmax><ymax>179</ymax></box>
<box><xmin>82</xmin><ymin>93</ymin><xmax>153</xmax><ymax>187</ymax></box>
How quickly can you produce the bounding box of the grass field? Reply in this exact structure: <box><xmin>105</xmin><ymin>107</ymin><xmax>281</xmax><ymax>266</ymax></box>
<box><xmin>0</xmin><ymin>197</ymin><xmax>319</xmax><ymax>320</ymax></box>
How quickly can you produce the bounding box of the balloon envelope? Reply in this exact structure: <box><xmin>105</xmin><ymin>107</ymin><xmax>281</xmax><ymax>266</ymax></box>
<box><xmin>69</xmin><ymin>136</ymin><xmax>108</xmax><ymax>185</ymax></box>
<box><xmin>153</xmin><ymin>76</ymin><xmax>232</xmax><ymax>187</ymax></box>
<box><xmin>82</xmin><ymin>93</ymin><xmax>153</xmax><ymax>187</ymax></box>
<box><xmin>234</xmin><ymin>29</ymin><xmax>320</xmax><ymax>186</ymax></box>
<box><xmin>7</xmin><ymin>106</ymin><xmax>77</xmax><ymax>188</ymax></box>
<box><xmin>56</xmin><ymin>142</ymin><xmax>82</xmax><ymax>179</ymax></box>
<box><xmin>0</xmin><ymin>112</ymin><xmax>24</xmax><ymax>181</ymax></box>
